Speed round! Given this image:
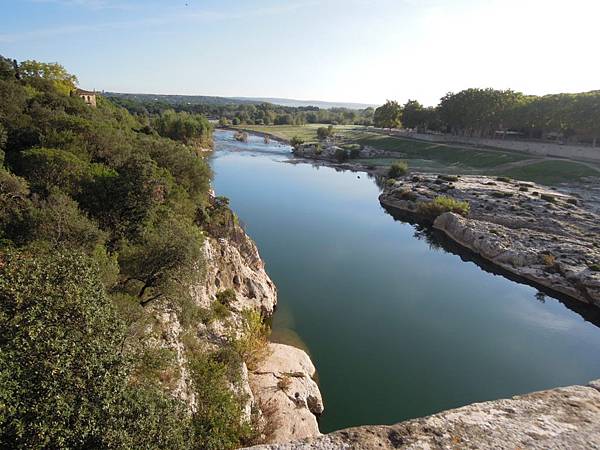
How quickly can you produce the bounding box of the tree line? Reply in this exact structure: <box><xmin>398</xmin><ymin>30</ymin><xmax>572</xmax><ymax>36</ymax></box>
<box><xmin>374</xmin><ymin>88</ymin><xmax>600</xmax><ymax>145</ymax></box>
<box><xmin>0</xmin><ymin>55</ymin><xmax>259</xmax><ymax>449</ymax></box>
<box><xmin>108</xmin><ymin>94</ymin><xmax>376</xmax><ymax>127</ymax></box>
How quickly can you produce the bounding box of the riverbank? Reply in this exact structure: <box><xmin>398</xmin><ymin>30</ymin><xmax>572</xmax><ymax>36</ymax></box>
<box><xmin>245</xmin><ymin>379</ymin><xmax>600</xmax><ymax>449</ymax></box>
<box><xmin>380</xmin><ymin>174</ymin><xmax>600</xmax><ymax>307</ymax></box>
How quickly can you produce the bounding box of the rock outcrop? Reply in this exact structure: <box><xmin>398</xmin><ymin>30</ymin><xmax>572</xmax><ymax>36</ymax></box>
<box><xmin>245</xmin><ymin>380</ymin><xmax>600</xmax><ymax>450</ymax></box>
<box><xmin>148</xmin><ymin>218</ymin><xmax>323</xmax><ymax>443</ymax></box>
<box><xmin>380</xmin><ymin>174</ymin><xmax>600</xmax><ymax>307</ymax></box>
<box><xmin>250</xmin><ymin>343</ymin><xmax>323</xmax><ymax>443</ymax></box>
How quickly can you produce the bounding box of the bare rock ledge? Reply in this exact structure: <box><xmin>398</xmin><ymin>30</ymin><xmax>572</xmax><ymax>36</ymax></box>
<box><xmin>379</xmin><ymin>174</ymin><xmax>600</xmax><ymax>307</ymax></box>
<box><xmin>245</xmin><ymin>380</ymin><xmax>600</xmax><ymax>450</ymax></box>
<box><xmin>250</xmin><ymin>343</ymin><xmax>324</xmax><ymax>444</ymax></box>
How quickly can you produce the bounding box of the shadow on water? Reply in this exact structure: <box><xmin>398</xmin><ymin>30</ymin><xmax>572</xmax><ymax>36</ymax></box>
<box><xmin>382</xmin><ymin>203</ymin><xmax>600</xmax><ymax>328</ymax></box>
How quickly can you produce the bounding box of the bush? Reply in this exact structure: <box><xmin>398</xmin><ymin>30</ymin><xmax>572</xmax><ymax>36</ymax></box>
<box><xmin>316</xmin><ymin>126</ymin><xmax>333</xmax><ymax>141</ymax></box>
<box><xmin>290</xmin><ymin>136</ymin><xmax>304</xmax><ymax>148</ymax></box>
<box><xmin>416</xmin><ymin>196</ymin><xmax>470</xmax><ymax>222</ymax></box>
<box><xmin>388</xmin><ymin>161</ymin><xmax>408</xmax><ymax>178</ymax></box>
<box><xmin>216</xmin><ymin>288</ymin><xmax>237</xmax><ymax>306</ymax></box>
<box><xmin>211</xmin><ymin>301</ymin><xmax>231</xmax><ymax>320</ymax></box>
<box><xmin>0</xmin><ymin>250</ymin><xmax>126</xmax><ymax>448</ymax></box>
<box><xmin>277</xmin><ymin>375</ymin><xmax>292</xmax><ymax>391</ymax></box>
<box><xmin>232</xmin><ymin>309</ymin><xmax>270</xmax><ymax>371</ymax></box>
<box><xmin>189</xmin><ymin>354</ymin><xmax>252</xmax><ymax>450</ymax></box>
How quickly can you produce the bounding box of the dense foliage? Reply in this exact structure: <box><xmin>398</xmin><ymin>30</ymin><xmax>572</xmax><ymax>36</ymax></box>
<box><xmin>377</xmin><ymin>88</ymin><xmax>600</xmax><ymax>145</ymax></box>
<box><xmin>0</xmin><ymin>55</ymin><xmax>254</xmax><ymax>449</ymax></box>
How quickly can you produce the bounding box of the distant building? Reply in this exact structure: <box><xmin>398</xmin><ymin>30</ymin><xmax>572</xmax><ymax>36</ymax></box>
<box><xmin>74</xmin><ymin>88</ymin><xmax>97</xmax><ymax>107</ymax></box>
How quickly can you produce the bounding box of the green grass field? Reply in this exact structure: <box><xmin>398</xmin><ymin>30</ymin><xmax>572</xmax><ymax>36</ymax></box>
<box><xmin>355</xmin><ymin>135</ymin><xmax>528</xmax><ymax>168</ymax></box>
<box><xmin>234</xmin><ymin>124</ymin><xmax>600</xmax><ymax>185</ymax></box>
<box><xmin>497</xmin><ymin>160</ymin><xmax>600</xmax><ymax>185</ymax></box>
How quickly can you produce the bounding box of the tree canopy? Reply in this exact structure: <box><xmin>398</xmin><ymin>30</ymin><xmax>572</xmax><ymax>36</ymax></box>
<box><xmin>373</xmin><ymin>100</ymin><xmax>402</xmax><ymax>129</ymax></box>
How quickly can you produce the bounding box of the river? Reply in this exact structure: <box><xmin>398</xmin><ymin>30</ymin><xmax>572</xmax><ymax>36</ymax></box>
<box><xmin>211</xmin><ymin>129</ymin><xmax>600</xmax><ymax>433</ymax></box>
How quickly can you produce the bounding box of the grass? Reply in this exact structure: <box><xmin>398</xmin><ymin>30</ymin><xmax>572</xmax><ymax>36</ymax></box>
<box><xmin>497</xmin><ymin>160</ymin><xmax>600</xmax><ymax>185</ymax></box>
<box><xmin>416</xmin><ymin>196</ymin><xmax>470</xmax><ymax>222</ymax></box>
<box><xmin>356</xmin><ymin>135</ymin><xmax>528</xmax><ymax>168</ymax></box>
<box><xmin>234</xmin><ymin>124</ymin><xmax>371</xmax><ymax>144</ymax></box>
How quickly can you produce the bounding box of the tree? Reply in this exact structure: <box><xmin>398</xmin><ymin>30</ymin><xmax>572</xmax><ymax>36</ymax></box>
<box><xmin>17</xmin><ymin>147</ymin><xmax>87</xmax><ymax>195</ymax></box>
<box><xmin>18</xmin><ymin>60</ymin><xmax>78</xmax><ymax>95</ymax></box>
<box><xmin>402</xmin><ymin>100</ymin><xmax>425</xmax><ymax>130</ymax></box>
<box><xmin>118</xmin><ymin>210</ymin><xmax>204</xmax><ymax>306</ymax></box>
<box><xmin>373</xmin><ymin>100</ymin><xmax>402</xmax><ymax>129</ymax></box>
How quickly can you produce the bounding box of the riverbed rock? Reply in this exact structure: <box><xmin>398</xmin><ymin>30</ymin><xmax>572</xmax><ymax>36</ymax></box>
<box><xmin>245</xmin><ymin>380</ymin><xmax>600</xmax><ymax>449</ymax></box>
<box><xmin>379</xmin><ymin>174</ymin><xmax>600</xmax><ymax>307</ymax></box>
<box><xmin>249</xmin><ymin>343</ymin><xmax>323</xmax><ymax>444</ymax></box>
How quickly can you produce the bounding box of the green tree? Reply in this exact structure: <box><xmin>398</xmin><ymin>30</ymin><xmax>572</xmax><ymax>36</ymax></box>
<box><xmin>119</xmin><ymin>210</ymin><xmax>204</xmax><ymax>306</ymax></box>
<box><xmin>18</xmin><ymin>60</ymin><xmax>78</xmax><ymax>95</ymax></box>
<box><xmin>374</xmin><ymin>100</ymin><xmax>402</xmax><ymax>129</ymax></box>
<box><xmin>18</xmin><ymin>147</ymin><xmax>87</xmax><ymax>195</ymax></box>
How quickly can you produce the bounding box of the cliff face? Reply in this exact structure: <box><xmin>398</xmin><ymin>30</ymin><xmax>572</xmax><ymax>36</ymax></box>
<box><xmin>246</xmin><ymin>380</ymin><xmax>600</xmax><ymax>450</ymax></box>
<box><xmin>149</xmin><ymin>220</ymin><xmax>322</xmax><ymax>443</ymax></box>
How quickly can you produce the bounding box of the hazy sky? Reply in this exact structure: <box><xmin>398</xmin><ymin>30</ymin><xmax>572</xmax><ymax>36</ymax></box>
<box><xmin>2</xmin><ymin>0</ymin><xmax>599</xmax><ymax>105</ymax></box>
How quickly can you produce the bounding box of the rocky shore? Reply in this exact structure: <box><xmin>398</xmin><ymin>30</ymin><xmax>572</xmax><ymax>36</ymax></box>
<box><xmin>245</xmin><ymin>380</ymin><xmax>600</xmax><ymax>449</ymax></box>
<box><xmin>380</xmin><ymin>173</ymin><xmax>600</xmax><ymax>307</ymax></box>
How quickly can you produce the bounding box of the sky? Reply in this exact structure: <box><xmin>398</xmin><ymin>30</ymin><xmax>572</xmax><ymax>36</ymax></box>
<box><xmin>1</xmin><ymin>0</ymin><xmax>599</xmax><ymax>106</ymax></box>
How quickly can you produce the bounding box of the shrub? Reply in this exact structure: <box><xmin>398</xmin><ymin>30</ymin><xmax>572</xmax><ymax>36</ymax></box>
<box><xmin>211</xmin><ymin>301</ymin><xmax>231</xmax><ymax>320</ymax></box>
<box><xmin>588</xmin><ymin>263</ymin><xmax>600</xmax><ymax>272</ymax></box>
<box><xmin>277</xmin><ymin>375</ymin><xmax>292</xmax><ymax>391</ymax></box>
<box><xmin>232</xmin><ymin>309</ymin><xmax>270</xmax><ymax>371</ymax></box>
<box><xmin>316</xmin><ymin>126</ymin><xmax>333</xmax><ymax>141</ymax></box>
<box><xmin>496</xmin><ymin>176</ymin><xmax>512</xmax><ymax>183</ymax></box>
<box><xmin>388</xmin><ymin>161</ymin><xmax>408</xmax><ymax>178</ymax></box>
<box><xmin>216</xmin><ymin>288</ymin><xmax>237</xmax><ymax>306</ymax></box>
<box><xmin>290</xmin><ymin>136</ymin><xmax>304</xmax><ymax>148</ymax></box>
<box><xmin>0</xmin><ymin>250</ymin><xmax>126</xmax><ymax>448</ymax></box>
<box><xmin>189</xmin><ymin>354</ymin><xmax>252</xmax><ymax>450</ymax></box>
<box><xmin>541</xmin><ymin>253</ymin><xmax>557</xmax><ymax>268</ymax></box>
<box><xmin>416</xmin><ymin>196</ymin><xmax>470</xmax><ymax>222</ymax></box>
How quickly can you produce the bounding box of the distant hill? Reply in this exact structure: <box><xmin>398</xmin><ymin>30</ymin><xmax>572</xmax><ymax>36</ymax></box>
<box><xmin>105</xmin><ymin>92</ymin><xmax>376</xmax><ymax>110</ymax></box>
<box><xmin>232</xmin><ymin>97</ymin><xmax>377</xmax><ymax>110</ymax></box>
<box><xmin>104</xmin><ymin>92</ymin><xmax>260</xmax><ymax>106</ymax></box>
